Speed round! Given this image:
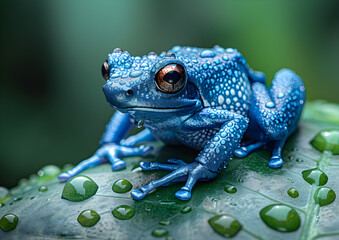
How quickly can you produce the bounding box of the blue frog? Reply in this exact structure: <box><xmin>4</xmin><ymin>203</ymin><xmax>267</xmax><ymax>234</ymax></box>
<box><xmin>58</xmin><ymin>46</ymin><xmax>305</xmax><ymax>201</ymax></box>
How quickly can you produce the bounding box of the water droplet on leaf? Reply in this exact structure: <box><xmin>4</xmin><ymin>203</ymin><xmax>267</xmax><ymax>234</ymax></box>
<box><xmin>302</xmin><ymin>168</ymin><xmax>328</xmax><ymax>186</ymax></box>
<box><xmin>152</xmin><ymin>228</ymin><xmax>168</xmax><ymax>237</ymax></box>
<box><xmin>37</xmin><ymin>165</ymin><xmax>61</xmax><ymax>183</ymax></box>
<box><xmin>314</xmin><ymin>187</ymin><xmax>336</xmax><ymax>206</ymax></box>
<box><xmin>0</xmin><ymin>214</ymin><xmax>19</xmax><ymax>232</ymax></box>
<box><xmin>224</xmin><ymin>184</ymin><xmax>237</xmax><ymax>194</ymax></box>
<box><xmin>112</xmin><ymin>205</ymin><xmax>135</xmax><ymax>220</ymax></box>
<box><xmin>159</xmin><ymin>219</ymin><xmax>171</xmax><ymax>225</ymax></box>
<box><xmin>311</xmin><ymin>129</ymin><xmax>339</xmax><ymax>154</ymax></box>
<box><xmin>180</xmin><ymin>206</ymin><xmax>192</xmax><ymax>214</ymax></box>
<box><xmin>39</xmin><ymin>186</ymin><xmax>48</xmax><ymax>192</ymax></box>
<box><xmin>287</xmin><ymin>188</ymin><xmax>299</xmax><ymax>198</ymax></box>
<box><xmin>260</xmin><ymin>204</ymin><xmax>300</xmax><ymax>232</ymax></box>
<box><xmin>208</xmin><ymin>214</ymin><xmax>242</xmax><ymax>238</ymax></box>
<box><xmin>0</xmin><ymin>187</ymin><xmax>10</xmax><ymax>202</ymax></box>
<box><xmin>77</xmin><ymin>210</ymin><xmax>100</xmax><ymax>227</ymax></box>
<box><xmin>61</xmin><ymin>175</ymin><xmax>98</xmax><ymax>202</ymax></box>
<box><xmin>112</xmin><ymin>179</ymin><xmax>132</xmax><ymax>193</ymax></box>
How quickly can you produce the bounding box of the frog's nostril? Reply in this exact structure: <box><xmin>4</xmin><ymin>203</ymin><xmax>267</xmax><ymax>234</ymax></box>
<box><xmin>126</xmin><ymin>90</ymin><xmax>133</xmax><ymax>96</ymax></box>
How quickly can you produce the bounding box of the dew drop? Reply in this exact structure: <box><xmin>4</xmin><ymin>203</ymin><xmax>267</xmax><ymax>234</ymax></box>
<box><xmin>265</xmin><ymin>102</ymin><xmax>275</xmax><ymax>108</ymax></box>
<box><xmin>314</xmin><ymin>187</ymin><xmax>336</xmax><ymax>206</ymax></box>
<box><xmin>39</xmin><ymin>186</ymin><xmax>48</xmax><ymax>192</ymax></box>
<box><xmin>302</xmin><ymin>168</ymin><xmax>328</xmax><ymax>186</ymax></box>
<box><xmin>112</xmin><ymin>205</ymin><xmax>135</xmax><ymax>220</ymax></box>
<box><xmin>208</xmin><ymin>215</ymin><xmax>242</xmax><ymax>238</ymax></box>
<box><xmin>61</xmin><ymin>175</ymin><xmax>98</xmax><ymax>202</ymax></box>
<box><xmin>0</xmin><ymin>214</ymin><xmax>19</xmax><ymax>232</ymax></box>
<box><xmin>152</xmin><ymin>228</ymin><xmax>168</xmax><ymax>237</ymax></box>
<box><xmin>0</xmin><ymin>187</ymin><xmax>10</xmax><ymax>202</ymax></box>
<box><xmin>37</xmin><ymin>165</ymin><xmax>61</xmax><ymax>183</ymax></box>
<box><xmin>311</xmin><ymin>129</ymin><xmax>339</xmax><ymax>154</ymax></box>
<box><xmin>224</xmin><ymin>184</ymin><xmax>237</xmax><ymax>194</ymax></box>
<box><xmin>159</xmin><ymin>219</ymin><xmax>171</xmax><ymax>226</ymax></box>
<box><xmin>287</xmin><ymin>188</ymin><xmax>299</xmax><ymax>198</ymax></box>
<box><xmin>200</xmin><ymin>50</ymin><xmax>216</xmax><ymax>58</ymax></box>
<box><xmin>77</xmin><ymin>210</ymin><xmax>100</xmax><ymax>227</ymax></box>
<box><xmin>260</xmin><ymin>204</ymin><xmax>300</xmax><ymax>232</ymax></box>
<box><xmin>237</xmin><ymin>177</ymin><xmax>244</xmax><ymax>183</ymax></box>
<box><xmin>129</xmin><ymin>70</ymin><xmax>143</xmax><ymax>78</ymax></box>
<box><xmin>112</xmin><ymin>179</ymin><xmax>132</xmax><ymax>193</ymax></box>
<box><xmin>180</xmin><ymin>206</ymin><xmax>192</xmax><ymax>214</ymax></box>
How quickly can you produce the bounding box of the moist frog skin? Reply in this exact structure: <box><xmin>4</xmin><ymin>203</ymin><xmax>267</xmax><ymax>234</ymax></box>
<box><xmin>58</xmin><ymin>46</ymin><xmax>305</xmax><ymax>201</ymax></box>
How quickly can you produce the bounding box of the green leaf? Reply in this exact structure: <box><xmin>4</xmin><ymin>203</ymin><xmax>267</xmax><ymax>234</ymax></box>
<box><xmin>0</xmin><ymin>101</ymin><xmax>338</xmax><ymax>239</ymax></box>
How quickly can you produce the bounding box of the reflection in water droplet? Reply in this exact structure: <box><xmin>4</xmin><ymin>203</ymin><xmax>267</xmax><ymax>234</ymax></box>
<box><xmin>180</xmin><ymin>206</ymin><xmax>192</xmax><ymax>214</ymax></box>
<box><xmin>0</xmin><ymin>214</ymin><xmax>19</xmax><ymax>232</ymax></box>
<box><xmin>208</xmin><ymin>214</ymin><xmax>242</xmax><ymax>238</ymax></box>
<box><xmin>61</xmin><ymin>175</ymin><xmax>98</xmax><ymax>202</ymax></box>
<box><xmin>287</xmin><ymin>188</ymin><xmax>299</xmax><ymax>198</ymax></box>
<box><xmin>152</xmin><ymin>228</ymin><xmax>168</xmax><ymax>238</ymax></box>
<box><xmin>112</xmin><ymin>179</ymin><xmax>132</xmax><ymax>193</ymax></box>
<box><xmin>224</xmin><ymin>184</ymin><xmax>237</xmax><ymax>194</ymax></box>
<box><xmin>260</xmin><ymin>204</ymin><xmax>300</xmax><ymax>232</ymax></box>
<box><xmin>112</xmin><ymin>205</ymin><xmax>135</xmax><ymax>220</ymax></box>
<box><xmin>237</xmin><ymin>178</ymin><xmax>244</xmax><ymax>183</ymax></box>
<box><xmin>302</xmin><ymin>168</ymin><xmax>328</xmax><ymax>186</ymax></box>
<box><xmin>0</xmin><ymin>203</ymin><xmax>4</xmax><ymax>208</ymax></box>
<box><xmin>314</xmin><ymin>187</ymin><xmax>336</xmax><ymax>206</ymax></box>
<box><xmin>37</xmin><ymin>165</ymin><xmax>61</xmax><ymax>183</ymax></box>
<box><xmin>159</xmin><ymin>219</ymin><xmax>171</xmax><ymax>226</ymax></box>
<box><xmin>77</xmin><ymin>210</ymin><xmax>100</xmax><ymax>227</ymax></box>
<box><xmin>311</xmin><ymin>129</ymin><xmax>339</xmax><ymax>154</ymax></box>
<box><xmin>39</xmin><ymin>186</ymin><xmax>48</xmax><ymax>192</ymax></box>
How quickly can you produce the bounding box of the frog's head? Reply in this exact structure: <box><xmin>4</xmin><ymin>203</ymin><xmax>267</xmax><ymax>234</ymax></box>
<box><xmin>102</xmin><ymin>48</ymin><xmax>202</xmax><ymax>120</ymax></box>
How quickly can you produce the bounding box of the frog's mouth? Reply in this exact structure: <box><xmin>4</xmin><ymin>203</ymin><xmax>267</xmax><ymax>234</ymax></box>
<box><xmin>123</xmin><ymin>103</ymin><xmax>196</xmax><ymax>112</ymax></box>
<box><xmin>114</xmin><ymin>99</ymin><xmax>201</xmax><ymax>114</ymax></box>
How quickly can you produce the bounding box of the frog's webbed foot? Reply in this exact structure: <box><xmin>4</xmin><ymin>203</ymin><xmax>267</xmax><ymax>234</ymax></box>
<box><xmin>234</xmin><ymin>139</ymin><xmax>284</xmax><ymax>168</ymax></box>
<box><xmin>58</xmin><ymin>144</ymin><xmax>153</xmax><ymax>182</ymax></box>
<box><xmin>131</xmin><ymin>160</ymin><xmax>217</xmax><ymax>201</ymax></box>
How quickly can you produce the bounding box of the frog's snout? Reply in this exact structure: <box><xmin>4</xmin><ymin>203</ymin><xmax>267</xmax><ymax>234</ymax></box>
<box><xmin>102</xmin><ymin>82</ymin><xmax>135</xmax><ymax>108</ymax></box>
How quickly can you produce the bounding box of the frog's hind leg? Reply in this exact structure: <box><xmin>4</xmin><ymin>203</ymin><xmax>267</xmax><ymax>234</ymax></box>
<box><xmin>249</xmin><ymin>69</ymin><xmax>305</xmax><ymax>168</ymax></box>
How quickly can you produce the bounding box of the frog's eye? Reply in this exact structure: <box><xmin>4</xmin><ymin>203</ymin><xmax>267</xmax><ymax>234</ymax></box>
<box><xmin>101</xmin><ymin>60</ymin><xmax>110</xmax><ymax>80</ymax></box>
<box><xmin>155</xmin><ymin>64</ymin><xmax>186</xmax><ymax>93</ymax></box>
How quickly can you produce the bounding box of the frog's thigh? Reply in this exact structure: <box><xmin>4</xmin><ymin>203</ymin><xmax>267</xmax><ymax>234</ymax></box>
<box><xmin>250</xmin><ymin>69</ymin><xmax>305</xmax><ymax>141</ymax></box>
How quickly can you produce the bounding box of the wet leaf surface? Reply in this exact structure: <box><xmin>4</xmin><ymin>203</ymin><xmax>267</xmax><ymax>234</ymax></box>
<box><xmin>0</xmin><ymin>101</ymin><xmax>339</xmax><ymax>239</ymax></box>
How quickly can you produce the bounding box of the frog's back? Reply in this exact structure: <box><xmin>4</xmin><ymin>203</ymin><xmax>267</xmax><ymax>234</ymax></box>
<box><xmin>169</xmin><ymin>46</ymin><xmax>252</xmax><ymax>116</ymax></box>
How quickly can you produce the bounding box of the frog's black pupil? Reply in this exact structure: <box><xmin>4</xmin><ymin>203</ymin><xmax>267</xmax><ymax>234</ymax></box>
<box><xmin>163</xmin><ymin>71</ymin><xmax>181</xmax><ymax>85</ymax></box>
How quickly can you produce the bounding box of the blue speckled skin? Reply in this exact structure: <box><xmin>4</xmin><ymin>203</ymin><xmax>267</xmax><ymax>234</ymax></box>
<box><xmin>58</xmin><ymin>46</ymin><xmax>305</xmax><ymax>201</ymax></box>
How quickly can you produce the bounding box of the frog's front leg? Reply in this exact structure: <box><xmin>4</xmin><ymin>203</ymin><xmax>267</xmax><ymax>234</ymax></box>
<box><xmin>131</xmin><ymin>109</ymin><xmax>248</xmax><ymax>200</ymax></box>
<box><xmin>58</xmin><ymin>111</ymin><xmax>154</xmax><ymax>182</ymax></box>
<box><xmin>234</xmin><ymin>69</ymin><xmax>305</xmax><ymax>168</ymax></box>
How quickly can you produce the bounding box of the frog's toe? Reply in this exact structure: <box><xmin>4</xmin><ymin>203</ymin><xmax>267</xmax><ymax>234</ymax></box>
<box><xmin>175</xmin><ymin>187</ymin><xmax>191</xmax><ymax>201</ymax></box>
<box><xmin>58</xmin><ymin>172</ymin><xmax>72</xmax><ymax>182</ymax></box>
<box><xmin>140</xmin><ymin>161</ymin><xmax>151</xmax><ymax>171</ymax></box>
<box><xmin>234</xmin><ymin>147</ymin><xmax>248</xmax><ymax>158</ymax></box>
<box><xmin>131</xmin><ymin>189</ymin><xmax>147</xmax><ymax>200</ymax></box>
<box><xmin>111</xmin><ymin>159</ymin><xmax>126</xmax><ymax>170</ymax></box>
<box><xmin>268</xmin><ymin>156</ymin><xmax>283</xmax><ymax>168</ymax></box>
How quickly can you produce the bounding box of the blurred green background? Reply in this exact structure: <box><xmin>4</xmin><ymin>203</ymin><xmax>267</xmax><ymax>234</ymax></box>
<box><xmin>0</xmin><ymin>0</ymin><xmax>338</xmax><ymax>188</ymax></box>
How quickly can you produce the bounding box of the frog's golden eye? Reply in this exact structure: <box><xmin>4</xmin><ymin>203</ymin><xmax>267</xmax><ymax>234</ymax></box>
<box><xmin>155</xmin><ymin>64</ymin><xmax>186</xmax><ymax>93</ymax></box>
<box><xmin>101</xmin><ymin>60</ymin><xmax>110</xmax><ymax>80</ymax></box>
